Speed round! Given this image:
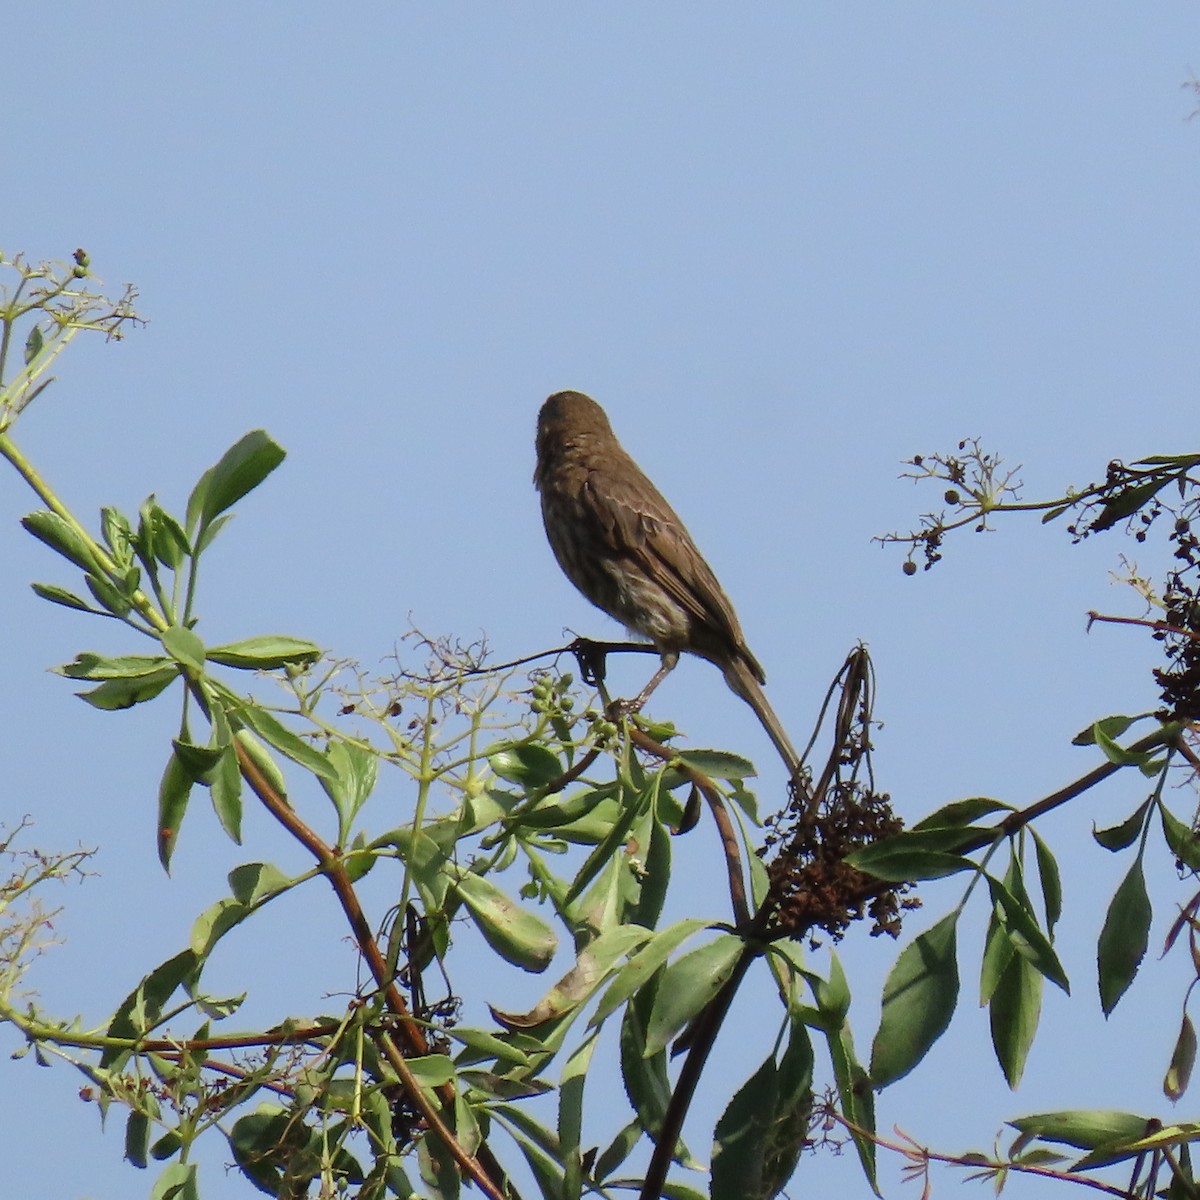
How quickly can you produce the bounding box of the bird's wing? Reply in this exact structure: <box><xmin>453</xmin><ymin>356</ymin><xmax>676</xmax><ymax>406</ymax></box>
<box><xmin>581</xmin><ymin>453</ymin><xmax>751</xmax><ymax>656</ymax></box>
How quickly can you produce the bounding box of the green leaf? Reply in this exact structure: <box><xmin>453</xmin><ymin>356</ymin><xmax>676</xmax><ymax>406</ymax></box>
<box><xmin>845</xmin><ymin>842</ymin><xmax>974</xmax><ymax>882</ymax></box>
<box><xmin>912</xmin><ymin>796</ymin><xmax>1010</xmax><ymax>829</ymax></box>
<box><xmin>187</xmin><ymin>430</ymin><xmax>286</xmax><ymax>534</ymax></box>
<box><xmin>1165</xmin><ymin>1014</ymin><xmax>1196</xmax><ymax>1102</ymax></box>
<box><xmin>102</xmin><ymin>950</ymin><xmax>198</xmax><ymax>1067</ymax></box>
<box><xmin>1092</xmin><ymin>726</ymin><xmax>1159</xmax><ymax>768</ymax></box>
<box><xmin>1089</xmin><ymin>476</ymin><xmax>1173</xmax><ymax>532</ymax></box>
<box><xmin>986</xmin><ymin>875</ymin><xmax>1070</xmax><ymax>994</ymax></box>
<box><xmin>319</xmin><ymin>738</ymin><xmax>378</xmax><ymax>841</ymax></box>
<box><xmin>233</xmin><ymin>728</ymin><xmax>289</xmax><ymax>798</ymax></box>
<box><xmin>1093</xmin><ymin>798</ymin><xmax>1151</xmax><ymax>850</ymax></box>
<box><xmin>490</xmin><ymin>743</ymin><xmax>565</xmax><ymax>789</ymax></box>
<box><xmin>591</xmin><ymin>918</ymin><xmax>711</xmax><ymax>1027</ymax></box>
<box><xmin>31</xmin><ymin>581</ymin><xmax>96</xmax><ymax>613</ymax></box>
<box><xmin>206</xmin><ymin>747</ymin><xmax>242</xmax><ymax>842</ymax></box>
<box><xmin>870</xmin><ymin>912</ymin><xmax>959</xmax><ymax>1088</ymax></box>
<box><xmin>491</xmin><ymin>924</ymin><xmax>649</xmax><ymax>1027</ymax></box>
<box><xmin>103</xmin><ymin>507</ymin><xmax>135</xmax><ymax>563</ymax></box>
<box><xmin>452</xmin><ymin>868</ymin><xmax>557</xmax><ymax>973</ymax></box>
<box><xmin>1160</xmin><ymin>805</ymin><xmax>1200</xmax><ymax>872</ymax></box>
<box><xmin>618</xmin><ymin>972</ymin><xmax>699</xmax><ymax>1170</ymax></box>
<box><xmin>170</xmin><ymin>738</ymin><xmax>225</xmax><ymax>777</ymax></box>
<box><xmin>827</xmin><ymin>1024</ymin><xmax>878</xmax><ymax>1193</ymax></box>
<box><xmin>231</xmin><ymin>698</ymin><xmax>337</xmax><ymax>782</ymax></box>
<box><xmin>56</xmin><ymin>652</ymin><xmax>173</xmax><ymax>680</ymax></box>
<box><xmin>77</xmin><ymin>667</ymin><xmax>179</xmax><ymax>711</ymax></box>
<box><xmin>229</xmin><ymin>1106</ymin><xmax>304</xmax><ymax>1194</ymax></box>
<box><xmin>162</xmin><ymin>625</ymin><xmax>206</xmax><ymax>672</ymax></box>
<box><xmin>1031</xmin><ymin>830</ymin><xmax>1063</xmax><ymax>935</ymax></box>
<box><xmin>207</xmin><ymin>635</ymin><xmax>322</xmax><ymax>669</ymax></box>
<box><xmin>21</xmin><ymin>509</ymin><xmax>99</xmax><ymax>571</ymax></box>
<box><xmin>989</xmin><ymin>948</ymin><xmax>1043</xmax><ymax>1088</ymax></box>
<box><xmin>1009</xmin><ymin>1110</ymin><xmax>1151</xmax><ymax>1150</ymax></box>
<box><xmin>1072</xmin><ymin>714</ymin><xmax>1143</xmax><ymax>746</ymax></box>
<box><xmin>1098</xmin><ymin>859</ymin><xmax>1151</xmax><ymax>1015</ymax></box>
<box><xmin>124</xmin><ymin>1109</ymin><xmax>151</xmax><ymax>1168</ymax></box>
<box><xmin>137</xmin><ymin>497</ymin><xmax>191</xmax><ymax>571</ymax></box>
<box><xmin>194</xmin><ymin>511</ymin><xmax>233</xmax><ymax>555</ymax></box>
<box><xmin>406</xmin><ymin>1054</ymin><xmax>456</xmax><ymax>1087</ymax></box>
<box><xmin>84</xmin><ymin>570</ymin><xmax>132</xmax><ymax>616</ymax></box>
<box><xmin>673</xmin><ymin>748</ymin><xmax>757</xmax><ymax>780</ymax></box>
<box><xmin>449</xmin><ymin>1026</ymin><xmax>532</xmax><ymax>1068</ymax></box>
<box><xmin>149</xmin><ymin>1162</ymin><xmax>199</xmax><ymax>1200</ymax></box>
<box><xmin>229</xmin><ymin>861</ymin><xmax>294</xmax><ymax>906</ymax></box>
<box><xmin>594</xmin><ymin>1119</ymin><xmax>643</xmax><ymax>1183</ymax></box>
<box><xmin>712</xmin><ymin>1018</ymin><xmax>813</xmax><ymax>1200</ymax></box>
<box><xmin>644</xmin><ymin>933</ymin><xmax>745</xmax><ymax>1057</ymax></box>
<box><xmin>157</xmin><ymin>750</ymin><xmax>194</xmax><ymax>871</ymax></box>
<box><xmin>23</xmin><ymin>322</ymin><xmax>44</xmax><ymax>364</ymax></box>
<box><xmin>712</xmin><ymin>1054</ymin><xmax>779</xmax><ymax>1200</ymax></box>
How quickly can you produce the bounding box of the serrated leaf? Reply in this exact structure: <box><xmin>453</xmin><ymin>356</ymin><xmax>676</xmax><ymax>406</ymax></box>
<box><xmin>187</xmin><ymin>430</ymin><xmax>286</xmax><ymax>534</ymax></box>
<box><xmin>712</xmin><ymin>1054</ymin><xmax>780</xmax><ymax>1200</ymax></box>
<box><xmin>644</xmin><ymin>933</ymin><xmax>744</xmax><ymax>1057</ymax></box>
<box><xmin>591</xmin><ymin>918</ymin><xmax>711</xmax><ymax>1027</ymax></box>
<box><xmin>871</xmin><ymin>913</ymin><xmax>959</xmax><ymax>1088</ymax></box>
<box><xmin>989</xmin><ymin>948</ymin><xmax>1043</xmax><ymax>1088</ymax></box>
<box><xmin>673</xmin><ymin>748</ymin><xmax>757</xmax><ymax>780</ymax></box>
<box><xmin>617</xmin><ymin>974</ymin><xmax>699</xmax><ymax>1170</ymax></box>
<box><xmin>827</xmin><ymin>1024</ymin><xmax>878</xmax><ymax>1193</ymax></box>
<box><xmin>1098</xmin><ymin>860</ymin><xmax>1151</xmax><ymax>1015</ymax></box>
<box><xmin>987</xmin><ymin>875</ymin><xmax>1069</xmax><ymax>994</ymax></box>
<box><xmin>319</xmin><ymin>738</ymin><xmax>379</xmax><ymax>841</ymax></box>
<box><xmin>712</xmin><ymin>1018</ymin><xmax>813</xmax><ymax>1200</ymax></box>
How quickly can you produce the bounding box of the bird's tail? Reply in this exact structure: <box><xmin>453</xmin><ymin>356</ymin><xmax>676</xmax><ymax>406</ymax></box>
<box><xmin>723</xmin><ymin>657</ymin><xmax>811</xmax><ymax>801</ymax></box>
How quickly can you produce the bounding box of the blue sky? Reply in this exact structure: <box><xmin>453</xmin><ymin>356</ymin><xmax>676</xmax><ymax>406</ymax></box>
<box><xmin>4</xmin><ymin>5</ymin><xmax>1200</xmax><ymax>1197</ymax></box>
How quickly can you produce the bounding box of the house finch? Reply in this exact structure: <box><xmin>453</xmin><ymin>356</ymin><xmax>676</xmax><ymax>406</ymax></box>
<box><xmin>534</xmin><ymin>390</ymin><xmax>802</xmax><ymax>784</ymax></box>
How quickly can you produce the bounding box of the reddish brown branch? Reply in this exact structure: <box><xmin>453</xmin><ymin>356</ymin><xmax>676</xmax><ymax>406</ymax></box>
<box><xmin>233</xmin><ymin>741</ymin><xmax>514</xmax><ymax>1200</ymax></box>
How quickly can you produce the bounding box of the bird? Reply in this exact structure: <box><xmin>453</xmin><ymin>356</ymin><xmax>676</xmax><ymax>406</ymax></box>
<box><xmin>534</xmin><ymin>389</ymin><xmax>803</xmax><ymax>786</ymax></box>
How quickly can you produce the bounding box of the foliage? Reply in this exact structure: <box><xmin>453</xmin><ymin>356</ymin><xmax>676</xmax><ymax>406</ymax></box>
<box><xmin>3</xmin><ymin>251</ymin><xmax>1200</xmax><ymax>1200</ymax></box>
